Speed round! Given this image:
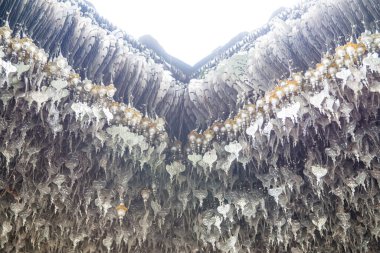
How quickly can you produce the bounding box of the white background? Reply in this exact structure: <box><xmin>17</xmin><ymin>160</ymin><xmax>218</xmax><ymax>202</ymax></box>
<box><xmin>88</xmin><ymin>0</ymin><xmax>301</xmax><ymax>65</ymax></box>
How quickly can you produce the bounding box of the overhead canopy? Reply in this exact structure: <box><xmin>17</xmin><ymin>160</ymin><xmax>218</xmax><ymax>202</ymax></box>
<box><xmin>0</xmin><ymin>0</ymin><xmax>380</xmax><ymax>252</ymax></box>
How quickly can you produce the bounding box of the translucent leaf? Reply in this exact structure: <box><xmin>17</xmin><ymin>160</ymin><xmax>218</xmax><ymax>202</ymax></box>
<box><xmin>336</xmin><ymin>68</ymin><xmax>352</xmax><ymax>83</ymax></box>
<box><xmin>363</xmin><ymin>53</ymin><xmax>380</xmax><ymax>72</ymax></box>
<box><xmin>51</xmin><ymin>79</ymin><xmax>68</xmax><ymax>91</ymax></box>
<box><xmin>165</xmin><ymin>161</ymin><xmax>185</xmax><ymax>181</ymax></box>
<box><xmin>276</xmin><ymin>102</ymin><xmax>300</xmax><ymax>124</ymax></box>
<box><xmin>268</xmin><ymin>187</ymin><xmax>284</xmax><ymax>204</ymax></box>
<box><xmin>188</xmin><ymin>154</ymin><xmax>202</xmax><ymax>167</ymax></box>
<box><xmin>193</xmin><ymin>189</ymin><xmax>208</xmax><ymax>207</ymax></box>
<box><xmin>202</xmin><ymin>149</ymin><xmax>217</xmax><ymax>169</ymax></box>
<box><xmin>224</xmin><ymin>141</ymin><xmax>242</xmax><ymax>160</ymax></box>
<box><xmin>15</xmin><ymin>62</ymin><xmax>30</xmax><ymax>79</ymax></box>
<box><xmin>102</xmin><ymin>235</ymin><xmax>113</xmax><ymax>253</ymax></box>
<box><xmin>311</xmin><ymin>166</ymin><xmax>328</xmax><ymax>184</ymax></box>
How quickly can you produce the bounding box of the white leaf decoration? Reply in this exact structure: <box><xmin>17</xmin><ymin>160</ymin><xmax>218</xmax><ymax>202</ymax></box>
<box><xmin>91</xmin><ymin>105</ymin><xmax>104</xmax><ymax>124</ymax></box>
<box><xmin>193</xmin><ymin>189</ymin><xmax>208</xmax><ymax>207</ymax></box>
<box><xmin>188</xmin><ymin>154</ymin><xmax>202</xmax><ymax>167</ymax></box>
<box><xmin>276</xmin><ymin>102</ymin><xmax>300</xmax><ymax>124</ymax></box>
<box><xmin>1</xmin><ymin>220</ymin><xmax>12</xmax><ymax>238</ymax></box>
<box><xmin>139</xmin><ymin>140</ymin><xmax>149</xmax><ymax>152</ymax></box>
<box><xmin>102</xmin><ymin>107</ymin><xmax>114</xmax><ymax>124</ymax></box>
<box><xmin>262</xmin><ymin>122</ymin><xmax>273</xmax><ymax>138</ymax></box>
<box><xmin>312</xmin><ymin>216</ymin><xmax>327</xmax><ymax>232</ymax></box>
<box><xmin>0</xmin><ymin>59</ymin><xmax>16</xmax><ymax>77</ymax></box>
<box><xmin>268</xmin><ymin>186</ymin><xmax>284</xmax><ymax>204</ymax></box>
<box><xmin>16</xmin><ymin>62</ymin><xmax>30</xmax><ymax>79</ymax></box>
<box><xmin>309</xmin><ymin>82</ymin><xmax>330</xmax><ymax>112</ymax></box>
<box><xmin>102</xmin><ymin>235</ymin><xmax>113</xmax><ymax>253</ymax></box>
<box><xmin>51</xmin><ymin>79</ymin><xmax>68</xmax><ymax>91</ymax></box>
<box><xmin>224</xmin><ymin>141</ymin><xmax>242</xmax><ymax>160</ymax></box>
<box><xmin>10</xmin><ymin>202</ymin><xmax>24</xmax><ymax>219</ymax></box>
<box><xmin>336</xmin><ymin>68</ymin><xmax>352</xmax><ymax>83</ymax></box>
<box><xmin>363</xmin><ymin>53</ymin><xmax>380</xmax><ymax>72</ymax></box>
<box><xmin>203</xmin><ymin>149</ymin><xmax>217</xmax><ymax>169</ymax></box>
<box><xmin>246</xmin><ymin>116</ymin><xmax>264</xmax><ymax>137</ymax></box>
<box><xmin>106</xmin><ymin>125</ymin><xmax>144</xmax><ymax>150</ymax></box>
<box><xmin>369</xmin><ymin>81</ymin><xmax>380</xmax><ymax>93</ymax></box>
<box><xmin>166</xmin><ymin>161</ymin><xmax>185</xmax><ymax>181</ymax></box>
<box><xmin>217</xmin><ymin>204</ymin><xmax>231</xmax><ymax>220</ymax></box>
<box><xmin>311</xmin><ymin>165</ymin><xmax>328</xmax><ymax>184</ymax></box>
<box><xmin>71</xmin><ymin>102</ymin><xmax>92</xmax><ymax>122</ymax></box>
<box><xmin>27</xmin><ymin>87</ymin><xmax>54</xmax><ymax>111</ymax></box>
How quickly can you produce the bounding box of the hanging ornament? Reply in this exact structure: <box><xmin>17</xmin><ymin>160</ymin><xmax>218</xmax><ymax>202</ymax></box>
<box><xmin>115</xmin><ymin>203</ymin><xmax>128</xmax><ymax>222</ymax></box>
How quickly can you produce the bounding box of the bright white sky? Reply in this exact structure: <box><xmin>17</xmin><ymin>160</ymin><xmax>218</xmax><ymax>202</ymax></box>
<box><xmin>88</xmin><ymin>0</ymin><xmax>301</xmax><ymax>66</ymax></box>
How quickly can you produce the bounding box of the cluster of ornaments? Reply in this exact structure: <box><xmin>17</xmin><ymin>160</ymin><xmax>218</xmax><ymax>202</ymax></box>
<box><xmin>185</xmin><ymin>32</ymin><xmax>379</xmax><ymax>155</ymax></box>
<box><xmin>4</xmin><ymin>21</ymin><xmax>380</xmax><ymax>162</ymax></box>
<box><xmin>1</xmin><ymin>10</ymin><xmax>380</xmax><ymax>251</ymax></box>
<box><xmin>0</xmin><ymin>23</ymin><xmax>167</xmax><ymax>147</ymax></box>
